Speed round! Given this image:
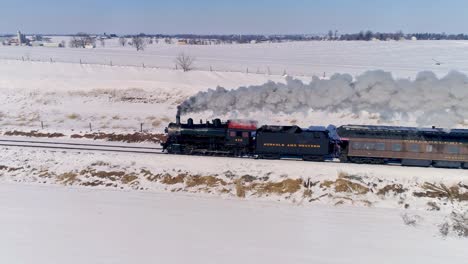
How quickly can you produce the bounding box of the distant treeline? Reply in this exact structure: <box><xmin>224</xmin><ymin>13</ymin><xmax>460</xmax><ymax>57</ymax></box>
<box><xmin>121</xmin><ymin>33</ymin><xmax>321</xmax><ymax>43</ymax></box>
<box><xmin>3</xmin><ymin>31</ymin><xmax>468</xmax><ymax>42</ymax></box>
<box><xmin>125</xmin><ymin>32</ymin><xmax>468</xmax><ymax>42</ymax></box>
<box><xmin>337</xmin><ymin>31</ymin><xmax>468</xmax><ymax>41</ymax></box>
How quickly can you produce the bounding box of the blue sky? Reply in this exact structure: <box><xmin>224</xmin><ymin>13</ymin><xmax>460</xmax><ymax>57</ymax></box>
<box><xmin>1</xmin><ymin>0</ymin><xmax>467</xmax><ymax>34</ymax></box>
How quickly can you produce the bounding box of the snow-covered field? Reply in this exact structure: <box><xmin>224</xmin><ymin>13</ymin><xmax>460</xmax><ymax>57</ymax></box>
<box><xmin>0</xmin><ymin>183</ymin><xmax>466</xmax><ymax>264</ymax></box>
<box><xmin>0</xmin><ymin>40</ymin><xmax>467</xmax><ymax>263</ymax></box>
<box><xmin>2</xmin><ymin>38</ymin><xmax>468</xmax><ymax>77</ymax></box>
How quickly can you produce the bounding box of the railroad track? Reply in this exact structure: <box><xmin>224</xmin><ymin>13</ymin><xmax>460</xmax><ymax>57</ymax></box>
<box><xmin>0</xmin><ymin>138</ymin><xmax>165</xmax><ymax>155</ymax></box>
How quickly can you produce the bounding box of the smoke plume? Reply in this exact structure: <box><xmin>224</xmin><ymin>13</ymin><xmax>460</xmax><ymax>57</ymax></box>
<box><xmin>178</xmin><ymin>70</ymin><xmax>468</xmax><ymax>127</ymax></box>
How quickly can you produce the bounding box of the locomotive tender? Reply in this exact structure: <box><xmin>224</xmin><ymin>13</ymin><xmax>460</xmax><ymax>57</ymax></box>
<box><xmin>162</xmin><ymin>116</ymin><xmax>468</xmax><ymax>169</ymax></box>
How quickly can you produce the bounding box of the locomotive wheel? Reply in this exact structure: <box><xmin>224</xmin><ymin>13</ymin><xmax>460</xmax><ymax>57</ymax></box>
<box><xmin>302</xmin><ymin>155</ymin><xmax>325</xmax><ymax>162</ymax></box>
<box><xmin>264</xmin><ymin>154</ymin><xmax>280</xmax><ymax>160</ymax></box>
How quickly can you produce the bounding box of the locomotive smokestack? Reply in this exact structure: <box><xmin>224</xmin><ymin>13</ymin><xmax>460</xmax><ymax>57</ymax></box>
<box><xmin>176</xmin><ymin>106</ymin><xmax>181</xmax><ymax>125</ymax></box>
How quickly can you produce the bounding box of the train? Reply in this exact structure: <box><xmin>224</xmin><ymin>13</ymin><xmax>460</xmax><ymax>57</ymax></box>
<box><xmin>162</xmin><ymin>115</ymin><xmax>468</xmax><ymax>169</ymax></box>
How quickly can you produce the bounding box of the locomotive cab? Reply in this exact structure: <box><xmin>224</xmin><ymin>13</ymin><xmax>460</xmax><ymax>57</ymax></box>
<box><xmin>226</xmin><ymin>120</ymin><xmax>258</xmax><ymax>155</ymax></box>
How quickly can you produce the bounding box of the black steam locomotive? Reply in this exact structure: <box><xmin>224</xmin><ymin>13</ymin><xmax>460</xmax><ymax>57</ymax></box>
<box><xmin>163</xmin><ymin>115</ymin><xmax>342</xmax><ymax>160</ymax></box>
<box><xmin>162</xmin><ymin>116</ymin><xmax>468</xmax><ymax>169</ymax></box>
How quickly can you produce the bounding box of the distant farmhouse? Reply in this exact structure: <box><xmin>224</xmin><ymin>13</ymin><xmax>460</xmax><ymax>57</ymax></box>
<box><xmin>1</xmin><ymin>30</ymin><xmax>64</xmax><ymax>47</ymax></box>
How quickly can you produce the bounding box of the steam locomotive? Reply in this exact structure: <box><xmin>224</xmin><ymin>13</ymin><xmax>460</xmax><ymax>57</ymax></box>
<box><xmin>162</xmin><ymin>115</ymin><xmax>468</xmax><ymax>169</ymax></box>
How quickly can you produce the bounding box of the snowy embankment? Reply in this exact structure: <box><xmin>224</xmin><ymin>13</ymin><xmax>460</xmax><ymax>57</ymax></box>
<box><xmin>0</xmin><ymin>183</ymin><xmax>466</xmax><ymax>264</ymax></box>
<box><xmin>0</xmin><ymin>145</ymin><xmax>466</xmax><ymax>234</ymax></box>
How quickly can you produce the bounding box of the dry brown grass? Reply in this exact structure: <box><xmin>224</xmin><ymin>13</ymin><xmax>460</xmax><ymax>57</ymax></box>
<box><xmin>71</xmin><ymin>132</ymin><xmax>167</xmax><ymax>143</ymax></box>
<box><xmin>337</xmin><ymin>171</ymin><xmax>364</xmax><ymax>183</ymax></box>
<box><xmin>77</xmin><ymin>168</ymin><xmax>140</xmax><ymax>185</ymax></box>
<box><xmin>320</xmin><ymin>180</ymin><xmax>335</xmax><ymax>188</ymax></box>
<box><xmin>4</xmin><ymin>130</ymin><xmax>64</xmax><ymax>138</ymax></box>
<box><xmin>303</xmin><ymin>189</ymin><xmax>313</xmax><ymax>198</ymax></box>
<box><xmin>335</xmin><ymin>178</ymin><xmax>369</xmax><ymax>195</ymax></box>
<box><xmin>220</xmin><ymin>188</ymin><xmax>231</xmax><ymax>194</ymax></box>
<box><xmin>413</xmin><ymin>182</ymin><xmax>468</xmax><ymax>201</ymax></box>
<box><xmin>235</xmin><ymin>179</ymin><xmax>246</xmax><ymax>198</ymax></box>
<box><xmin>57</xmin><ymin>172</ymin><xmax>79</xmax><ymax>185</ymax></box>
<box><xmin>161</xmin><ymin>174</ymin><xmax>186</xmax><ymax>185</ymax></box>
<box><xmin>377</xmin><ymin>184</ymin><xmax>406</xmax><ymax>196</ymax></box>
<box><xmin>151</xmin><ymin>119</ymin><xmax>162</xmax><ymax>127</ymax></box>
<box><xmin>0</xmin><ymin>165</ymin><xmax>22</xmax><ymax>172</ymax></box>
<box><xmin>121</xmin><ymin>174</ymin><xmax>138</xmax><ymax>184</ymax></box>
<box><xmin>185</xmin><ymin>175</ymin><xmax>227</xmax><ymax>188</ymax></box>
<box><xmin>252</xmin><ymin>179</ymin><xmax>303</xmax><ymax>195</ymax></box>
<box><xmin>67</xmin><ymin>113</ymin><xmax>81</xmax><ymax>120</ymax></box>
<box><xmin>88</xmin><ymin>170</ymin><xmax>126</xmax><ymax>181</ymax></box>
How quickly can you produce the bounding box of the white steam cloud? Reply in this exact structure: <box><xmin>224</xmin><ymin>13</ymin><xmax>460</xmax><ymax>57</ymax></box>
<box><xmin>179</xmin><ymin>70</ymin><xmax>468</xmax><ymax>127</ymax></box>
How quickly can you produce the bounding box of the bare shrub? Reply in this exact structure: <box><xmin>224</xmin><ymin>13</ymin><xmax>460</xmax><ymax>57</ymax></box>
<box><xmin>401</xmin><ymin>213</ymin><xmax>422</xmax><ymax>227</ymax></box>
<box><xmin>175</xmin><ymin>52</ymin><xmax>195</xmax><ymax>72</ymax></box>
<box><xmin>118</xmin><ymin>37</ymin><xmax>127</xmax><ymax>47</ymax></box>
<box><xmin>131</xmin><ymin>36</ymin><xmax>146</xmax><ymax>51</ymax></box>
<box><xmin>427</xmin><ymin>201</ymin><xmax>440</xmax><ymax>211</ymax></box>
<box><xmin>439</xmin><ymin>222</ymin><xmax>450</xmax><ymax>237</ymax></box>
<box><xmin>439</xmin><ymin>211</ymin><xmax>467</xmax><ymax>237</ymax></box>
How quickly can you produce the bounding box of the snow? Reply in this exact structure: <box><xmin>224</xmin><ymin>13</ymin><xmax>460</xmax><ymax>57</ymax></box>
<box><xmin>0</xmin><ymin>183</ymin><xmax>466</xmax><ymax>264</ymax></box>
<box><xmin>0</xmin><ymin>40</ymin><xmax>467</xmax><ymax>262</ymax></box>
<box><xmin>2</xmin><ymin>39</ymin><xmax>468</xmax><ymax>77</ymax></box>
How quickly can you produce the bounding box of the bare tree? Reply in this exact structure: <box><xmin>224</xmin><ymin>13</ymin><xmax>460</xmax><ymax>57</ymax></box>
<box><xmin>175</xmin><ymin>52</ymin><xmax>195</xmax><ymax>72</ymax></box>
<box><xmin>131</xmin><ymin>36</ymin><xmax>146</xmax><ymax>51</ymax></box>
<box><xmin>99</xmin><ymin>38</ymin><xmax>105</xmax><ymax>47</ymax></box>
<box><xmin>69</xmin><ymin>33</ymin><xmax>95</xmax><ymax>48</ymax></box>
<box><xmin>119</xmin><ymin>37</ymin><xmax>127</xmax><ymax>47</ymax></box>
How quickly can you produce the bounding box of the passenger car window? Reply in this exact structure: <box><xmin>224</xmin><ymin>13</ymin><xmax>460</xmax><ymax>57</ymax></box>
<box><xmin>375</xmin><ymin>143</ymin><xmax>385</xmax><ymax>151</ymax></box>
<box><xmin>363</xmin><ymin>143</ymin><xmax>375</xmax><ymax>150</ymax></box>
<box><xmin>352</xmin><ymin>142</ymin><xmax>362</xmax><ymax>150</ymax></box>
<box><xmin>426</xmin><ymin>145</ymin><xmax>433</xmax><ymax>153</ymax></box>
<box><xmin>408</xmin><ymin>144</ymin><xmax>420</xmax><ymax>152</ymax></box>
<box><xmin>229</xmin><ymin>131</ymin><xmax>236</xmax><ymax>137</ymax></box>
<box><xmin>392</xmin><ymin>143</ymin><xmax>402</xmax><ymax>152</ymax></box>
<box><xmin>242</xmin><ymin>132</ymin><xmax>249</xmax><ymax>138</ymax></box>
<box><xmin>446</xmin><ymin>145</ymin><xmax>460</xmax><ymax>154</ymax></box>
